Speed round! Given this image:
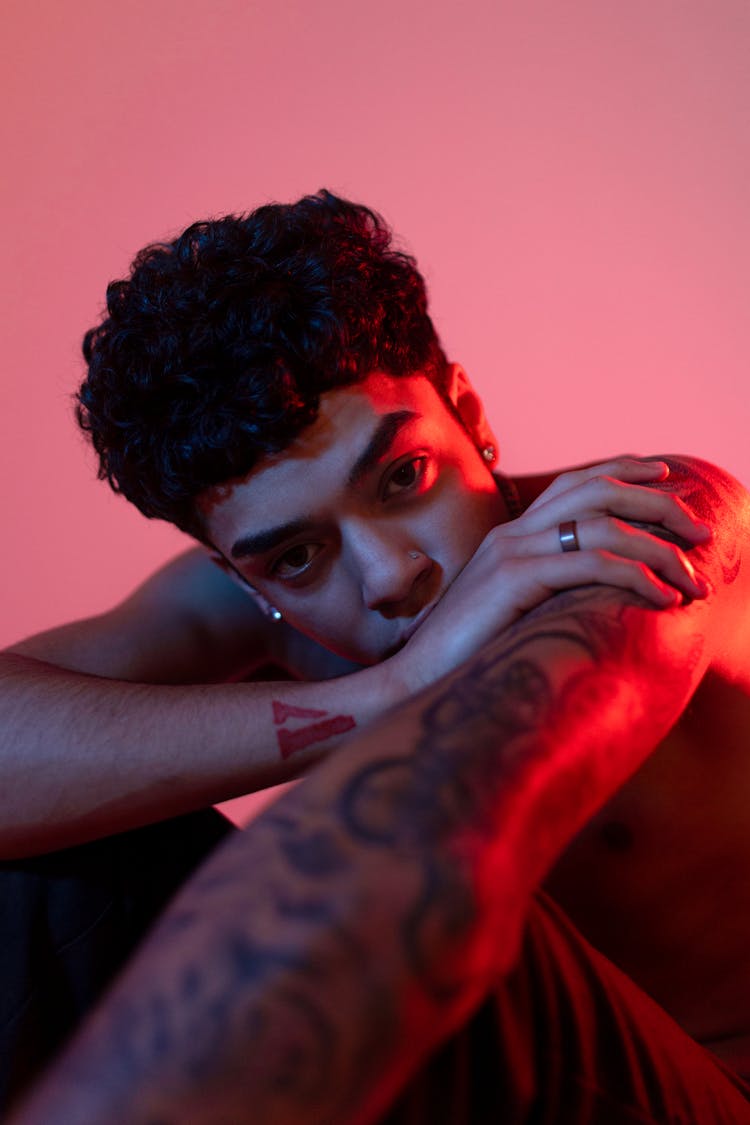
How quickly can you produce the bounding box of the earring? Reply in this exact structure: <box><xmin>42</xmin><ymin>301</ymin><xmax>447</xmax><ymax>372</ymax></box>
<box><xmin>481</xmin><ymin>444</ymin><xmax>496</xmax><ymax>463</ymax></box>
<box><xmin>268</xmin><ymin>606</ymin><xmax>283</xmax><ymax>623</ymax></box>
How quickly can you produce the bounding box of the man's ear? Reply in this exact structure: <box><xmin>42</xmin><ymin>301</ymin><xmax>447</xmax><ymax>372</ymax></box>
<box><xmin>444</xmin><ymin>363</ymin><xmax>499</xmax><ymax>460</ymax></box>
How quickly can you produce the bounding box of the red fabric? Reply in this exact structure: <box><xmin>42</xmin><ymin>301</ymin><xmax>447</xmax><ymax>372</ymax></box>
<box><xmin>382</xmin><ymin>893</ymin><xmax>750</xmax><ymax>1124</ymax></box>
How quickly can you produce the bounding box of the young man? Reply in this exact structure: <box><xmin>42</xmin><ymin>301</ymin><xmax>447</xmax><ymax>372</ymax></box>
<box><xmin>3</xmin><ymin>192</ymin><xmax>750</xmax><ymax>1121</ymax></box>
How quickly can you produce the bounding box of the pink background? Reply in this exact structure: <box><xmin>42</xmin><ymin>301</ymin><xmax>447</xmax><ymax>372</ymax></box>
<box><xmin>2</xmin><ymin>0</ymin><xmax>749</xmax><ymax>649</ymax></box>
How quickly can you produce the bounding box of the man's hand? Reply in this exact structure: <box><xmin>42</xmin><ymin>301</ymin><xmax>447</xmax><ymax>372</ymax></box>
<box><xmin>390</xmin><ymin>457</ymin><xmax>712</xmax><ymax>694</ymax></box>
<box><xmin>13</xmin><ymin>457</ymin><xmax>749</xmax><ymax>1125</ymax></box>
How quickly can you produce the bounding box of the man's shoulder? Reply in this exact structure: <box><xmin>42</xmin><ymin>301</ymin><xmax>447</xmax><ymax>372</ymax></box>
<box><xmin>650</xmin><ymin>454</ymin><xmax>750</xmax><ymax>525</ymax></box>
<box><xmin>4</xmin><ymin>548</ymin><xmax>273</xmax><ymax>684</ymax></box>
<box><xmin>128</xmin><ymin>548</ymin><xmax>363</xmax><ymax>684</ymax></box>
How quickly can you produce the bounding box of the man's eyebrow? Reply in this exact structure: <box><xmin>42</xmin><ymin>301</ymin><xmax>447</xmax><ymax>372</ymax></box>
<box><xmin>347</xmin><ymin>410</ymin><xmax>420</xmax><ymax>488</ymax></box>
<box><xmin>231</xmin><ymin>518</ymin><xmax>314</xmax><ymax>560</ymax></box>
<box><xmin>230</xmin><ymin>410</ymin><xmax>420</xmax><ymax>561</ymax></box>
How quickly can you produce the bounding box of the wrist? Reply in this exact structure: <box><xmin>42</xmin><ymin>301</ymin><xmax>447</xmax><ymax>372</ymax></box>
<box><xmin>375</xmin><ymin>646</ymin><xmax>430</xmax><ymax>704</ymax></box>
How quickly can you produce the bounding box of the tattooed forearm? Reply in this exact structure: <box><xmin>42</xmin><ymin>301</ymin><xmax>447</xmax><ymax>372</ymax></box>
<box><xmin>11</xmin><ymin>590</ymin><xmax>712</xmax><ymax>1125</ymax></box>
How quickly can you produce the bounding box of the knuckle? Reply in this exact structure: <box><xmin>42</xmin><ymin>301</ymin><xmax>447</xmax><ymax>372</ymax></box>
<box><xmin>604</xmin><ymin>515</ymin><xmax>630</xmax><ymax>536</ymax></box>
<box><xmin>660</xmin><ymin>491</ymin><xmax>687</xmax><ymax>511</ymax></box>
<box><xmin>484</xmin><ymin>526</ymin><xmax>512</xmax><ymax>558</ymax></box>
<box><xmin>554</xmin><ymin>468</ymin><xmax>582</xmax><ymax>488</ymax></box>
<box><xmin>591</xmin><ymin>474</ymin><xmax>617</xmax><ymax>498</ymax></box>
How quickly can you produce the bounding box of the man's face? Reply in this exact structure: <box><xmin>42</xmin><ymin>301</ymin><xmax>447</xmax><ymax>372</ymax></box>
<box><xmin>198</xmin><ymin>371</ymin><xmax>505</xmax><ymax>665</ymax></box>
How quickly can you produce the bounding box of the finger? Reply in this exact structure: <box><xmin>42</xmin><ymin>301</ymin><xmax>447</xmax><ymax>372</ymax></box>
<box><xmin>487</xmin><ymin>519</ymin><xmax>707</xmax><ymax>600</ymax></box>
<box><xmin>511</xmin><ymin>551</ymin><xmax>682</xmax><ymax>610</ymax></box>
<box><xmin>526</xmin><ymin>458</ymin><xmax>669</xmax><ymax>506</ymax></box>
<box><xmin>565</xmin><ymin>518</ymin><xmax>707</xmax><ymax>598</ymax></box>
<box><xmin>519</xmin><ymin>476</ymin><xmax>709</xmax><ymax>545</ymax></box>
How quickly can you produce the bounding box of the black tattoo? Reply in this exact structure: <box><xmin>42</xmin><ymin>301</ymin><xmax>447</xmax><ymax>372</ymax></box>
<box><xmin>279</xmin><ymin>825</ymin><xmax>351</xmax><ymax>878</ymax></box>
<box><xmin>658</xmin><ymin>456</ymin><xmax>743</xmax><ymax>586</ymax></box>
<box><xmin>340</xmin><ymin>758</ymin><xmax>416</xmax><ymax>846</ymax></box>
<box><xmin>33</xmin><ymin>545</ymin><xmax>715</xmax><ymax>1121</ymax></box>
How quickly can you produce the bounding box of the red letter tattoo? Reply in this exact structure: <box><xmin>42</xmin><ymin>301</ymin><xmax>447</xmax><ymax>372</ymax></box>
<box><xmin>272</xmin><ymin>699</ymin><xmax>357</xmax><ymax>760</ymax></box>
<box><xmin>272</xmin><ymin>701</ymin><xmax>329</xmax><ymax>725</ymax></box>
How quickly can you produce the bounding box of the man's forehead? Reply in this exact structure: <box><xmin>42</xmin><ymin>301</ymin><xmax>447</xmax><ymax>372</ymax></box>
<box><xmin>315</xmin><ymin>370</ymin><xmax>436</xmax><ymax>432</ymax></box>
<box><xmin>196</xmin><ymin>372</ymin><xmax>439</xmax><ymax>528</ymax></box>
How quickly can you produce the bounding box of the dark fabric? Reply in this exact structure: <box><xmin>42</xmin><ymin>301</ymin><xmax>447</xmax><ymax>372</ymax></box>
<box><xmin>0</xmin><ymin>807</ymin><xmax>235</xmax><ymax>1110</ymax></box>
<box><xmin>383</xmin><ymin>892</ymin><xmax>750</xmax><ymax>1124</ymax></box>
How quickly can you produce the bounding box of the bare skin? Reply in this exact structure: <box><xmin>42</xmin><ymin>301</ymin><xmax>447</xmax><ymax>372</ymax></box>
<box><xmin>3</xmin><ymin>375</ymin><xmax>749</xmax><ymax>1115</ymax></box>
<box><xmin>540</xmin><ymin>457</ymin><xmax>750</xmax><ymax>1067</ymax></box>
<box><xmin>9</xmin><ymin>452</ymin><xmax>750</xmax><ymax>1122</ymax></box>
<box><xmin>0</xmin><ymin>371</ymin><xmax>711</xmax><ymax>857</ymax></box>
<box><xmin>547</xmin><ymin>666</ymin><xmax>750</xmax><ymax>1059</ymax></box>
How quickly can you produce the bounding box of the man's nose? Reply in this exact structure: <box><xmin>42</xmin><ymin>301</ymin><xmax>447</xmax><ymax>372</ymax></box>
<box><xmin>348</xmin><ymin>526</ymin><xmax>433</xmax><ymax>612</ymax></box>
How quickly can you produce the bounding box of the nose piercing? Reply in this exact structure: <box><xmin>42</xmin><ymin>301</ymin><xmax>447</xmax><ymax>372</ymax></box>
<box><xmin>482</xmin><ymin>444</ymin><xmax>496</xmax><ymax>463</ymax></box>
<box><xmin>408</xmin><ymin>550</ymin><xmax>421</xmax><ymax>560</ymax></box>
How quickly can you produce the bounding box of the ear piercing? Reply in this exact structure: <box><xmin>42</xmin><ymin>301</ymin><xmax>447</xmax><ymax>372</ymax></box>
<box><xmin>268</xmin><ymin>606</ymin><xmax>283</xmax><ymax>622</ymax></box>
<box><xmin>482</xmin><ymin>444</ymin><xmax>496</xmax><ymax>463</ymax></box>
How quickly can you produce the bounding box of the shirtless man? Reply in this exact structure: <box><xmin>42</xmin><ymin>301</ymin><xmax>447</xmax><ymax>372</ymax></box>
<box><xmin>3</xmin><ymin>191</ymin><xmax>750</xmax><ymax>1122</ymax></box>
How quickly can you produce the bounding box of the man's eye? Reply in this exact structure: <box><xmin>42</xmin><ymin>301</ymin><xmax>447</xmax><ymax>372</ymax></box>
<box><xmin>383</xmin><ymin>458</ymin><xmax>426</xmax><ymax>498</ymax></box>
<box><xmin>273</xmin><ymin>544</ymin><xmax>319</xmax><ymax>578</ymax></box>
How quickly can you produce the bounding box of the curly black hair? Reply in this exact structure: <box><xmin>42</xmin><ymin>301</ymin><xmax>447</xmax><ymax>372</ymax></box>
<box><xmin>77</xmin><ymin>190</ymin><xmax>448</xmax><ymax>538</ymax></box>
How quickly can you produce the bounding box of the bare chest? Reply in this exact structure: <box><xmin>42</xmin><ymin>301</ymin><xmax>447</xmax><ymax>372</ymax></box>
<box><xmin>544</xmin><ymin>670</ymin><xmax>750</xmax><ymax>1043</ymax></box>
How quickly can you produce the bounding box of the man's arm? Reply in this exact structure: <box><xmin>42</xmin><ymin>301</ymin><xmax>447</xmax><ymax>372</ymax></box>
<box><xmin>11</xmin><ymin>458</ymin><xmax>749</xmax><ymax>1125</ymax></box>
<box><xmin>0</xmin><ymin>549</ymin><xmax>391</xmax><ymax>857</ymax></box>
<box><xmin>0</xmin><ymin>456</ymin><xmax>732</xmax><ymax>859</ymax></box>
